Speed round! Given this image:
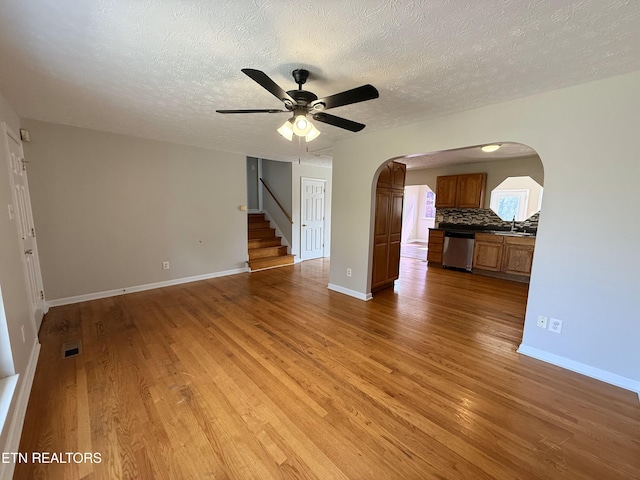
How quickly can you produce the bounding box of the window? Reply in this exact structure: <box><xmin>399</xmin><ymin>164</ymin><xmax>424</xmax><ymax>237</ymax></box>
<box><xmin>423</xmin><ymin>190</ymin><xmax>436</xmax><ymax>218</ymax></box>
<box><xmin>490</xmin><ymin>176</ymin><xmax>543</xmax><ymax>221</ymax></box>
<box><xmin>490</xmin><ymin>189</ymin><xmax>529</xmax><ymax>221</ymax></box>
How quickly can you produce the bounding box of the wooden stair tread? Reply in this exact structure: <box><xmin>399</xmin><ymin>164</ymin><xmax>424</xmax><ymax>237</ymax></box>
<box><xmin>248</xmin><ymin>228</ymin><xmax>276</xmax><ymax>239</ymax></box>
<box><xmin>248</xmin><ymin>220</ymin><xmax>271</xmax><ymax>230</ymax></box>
<box><xmin>248</xmin><ymin>245</ymin><xmax>288</xmax><ymax>260</ymax></box>
<box><xmin>248</xmin><ymin>254</ymin><xmax>295</xmax><ymax>271</ymax></box>
<box><xmin>248</xmin><ymin>237</ymin><xmax>282</xmax><ymax>248</ymax></box>
<box><xmin>248</xmin><ymin>213</ymin><xmax>266</xmax><ymax>222</ymax></box>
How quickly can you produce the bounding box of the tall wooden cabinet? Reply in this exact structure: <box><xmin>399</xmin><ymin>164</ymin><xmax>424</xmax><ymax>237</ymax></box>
<box><xmin>372</xmin><ymin>161</ymin><xmax>406</xmax><ymax>291</ymax></box>
<box><xmin>435</xmin><ymin>173</ymin><xmax>486</xmax><ymax>209</ymax></box>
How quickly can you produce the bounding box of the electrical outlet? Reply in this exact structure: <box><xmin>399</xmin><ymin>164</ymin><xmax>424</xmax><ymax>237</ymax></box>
<box><xmin>549</xmin><ymin>317</ymin><xmax>563</xmax><ymax>334</ymax></box>
<box><xmin>537</xmin><ymin>315</ymin><xmax>548</xmax><ymax>328</ymax></box>
<box><xmin>162</xmin><ymin>261</ymin><xmax>170</xmax><ymax>270</ymax></box>
<box><xmin>346</xmin><ymin>268</ymin><xmax>352</xmax><ymax>277</ymax></box>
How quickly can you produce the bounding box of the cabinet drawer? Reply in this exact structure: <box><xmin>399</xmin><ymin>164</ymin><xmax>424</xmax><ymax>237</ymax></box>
<box><xmin>504</xmin><ymin>236</ymin><xmax>536</xmax><ymax>246</ymax></box>
<box><xmin>427</xmin><ymin>251</ymin><xmax>442</xmax><ymax>263</ymax></box>
<box><xmin>428</xmin><ymin>242</ymin><xmax>443</xmax><ymax>254</ymax></box>
<box><xmin>428</xmin><ymin>229</ymin><xmax>444</xmax><ymax>239</ymax></box>
<box><xmin>475</xmin><ymin>233</ymin><xmax>504</xmax><ymax>243</ymax></box>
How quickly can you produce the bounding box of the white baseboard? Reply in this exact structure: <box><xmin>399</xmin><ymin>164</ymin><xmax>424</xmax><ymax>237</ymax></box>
<box><xmin>518</xmin><ymin>343</ymin><xmax>640</xmax><ymax>400</ymax></box>
<box><xmin>46</xmin><ymin>267</ymin><xmax>249</xmax><ymax>308</ymax></box>
<box><xmin>0</xmin><ymin>340</ymin><xmax>40</xmax><ymax>480</ymax></box>
<box><xmin>327</xmin><ymin>283</ymin><xmax>373</xmax><ymax>301</ymax></box>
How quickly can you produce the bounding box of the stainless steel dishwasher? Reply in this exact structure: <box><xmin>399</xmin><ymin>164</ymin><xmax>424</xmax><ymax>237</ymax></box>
<box><xmin>442</xmin><ymin>231</ymin><xmax>475</xmax><ymax>271</ymax></box>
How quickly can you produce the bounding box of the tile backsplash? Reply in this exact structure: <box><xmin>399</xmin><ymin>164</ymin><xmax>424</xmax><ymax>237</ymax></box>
<box><xmin>437</xmin><ymin>208</ymin><xmax>540</xmax><ymax>231</ymax></box>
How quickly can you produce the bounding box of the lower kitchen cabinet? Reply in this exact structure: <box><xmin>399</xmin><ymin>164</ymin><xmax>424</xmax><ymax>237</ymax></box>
<box><xmin>473</xmin><ymin>233</ymin><xmax>536</xmax><ymax>277</ymax></box>
<box><xmin>473</xmin><ymin>233</ymin><xmax>503</xmax><ymax>271</ymax></box>
<box><xmin>502</xmin><ymin>236</ymin><xmax>536</xmax><ymax>276</ymax></box>
<box><xmin>427</xmin><ymin>229</ymin><xmax>444</xmax><ymax>264</ymax></box>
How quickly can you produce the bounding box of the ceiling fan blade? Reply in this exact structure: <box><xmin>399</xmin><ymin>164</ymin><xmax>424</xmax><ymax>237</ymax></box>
<box><xmin>312</xmin><ymin>84</ymin><xmax>379</xmax><ymax>110</ymax></box>
<box><xmin>241</xmin><ymin>69</ymin><xmax>295</xmax><ymax>105</ymax></box>
<box><xmin>312</xmin><ymin>112</ymin><xmax>365</xmax><ymax>132</ymax></box>
<box><xmin>216</xmin><ymin>109</ymin><xmax>287</xmax><ymax>114</ymax></box>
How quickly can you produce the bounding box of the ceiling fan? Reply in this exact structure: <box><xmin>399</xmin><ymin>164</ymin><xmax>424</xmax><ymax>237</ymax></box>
<box><xmin>216</xmin><ymin>68</ymin><xmax>379</xmax><ymax>141</ymax></box>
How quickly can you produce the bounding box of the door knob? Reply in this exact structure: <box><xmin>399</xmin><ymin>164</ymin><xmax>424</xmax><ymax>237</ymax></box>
<box><xmin>25</xmin><ymin>249</ymin><xmax>33</xmax><ymax>255</ymax></box>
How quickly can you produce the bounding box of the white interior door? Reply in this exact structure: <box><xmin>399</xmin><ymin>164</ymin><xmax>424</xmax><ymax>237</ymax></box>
<box><xmin>300</xmin><ymin>178</ymin><xmax>325</xmax><ymax>260</ymax></box>
<box><xmin>3</xmin><ymin>125</ymin><xmax>45</xmax><ymax>330</ymax></box>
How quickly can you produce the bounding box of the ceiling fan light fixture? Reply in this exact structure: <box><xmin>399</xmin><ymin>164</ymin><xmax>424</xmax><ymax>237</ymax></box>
<box><xmin>481</xmin><ymin>144</ymin><xmax>501</xmax><ymax>153</ymax></box>
<box><xmin>292</xmin><ymin>114</ymin><xmax>313</xmax><ymax>136</ymax></box>
<box><xmin>305</xmin><ymin>124</ymin><xmax>321</xmax><ymax>142</ymax></box>
<box><xmin>277</xmin><ymin>119</ymin><xmax>294</xmax><ymax>141</ymax></box>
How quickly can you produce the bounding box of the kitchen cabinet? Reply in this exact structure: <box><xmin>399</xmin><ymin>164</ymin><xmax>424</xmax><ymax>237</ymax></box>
<box><xmin>473</xmin><ymin>233</ymin><xmax>536</xmax><ymax>277</ymax></box>
<box><xmin>435</xmin><ymin>173</ymin><xmax>486</xmax><ymax>209</ymax></box>
<box><xmin>427</xmin><ymin>229</ymin><xmax>444</xmax><ymax>264</ymax></box>
<box><xmin>372</xmin><ymin>161</ymin><xmax>406</xmax><ymax>291</ymax></box>
<box><xmin>435</xmin><ymin>176</ymin><xmax>458</xmax><ymax>208</ymax></box>
<box><xmin>473</xmin><ymin>233</ymin><xmax>504</xmax><ymax>271</ymax></box>
<box><xmin>502</xmin><ymin>236</ymin><xmax>536</xmax><ymax>276</ymax></box>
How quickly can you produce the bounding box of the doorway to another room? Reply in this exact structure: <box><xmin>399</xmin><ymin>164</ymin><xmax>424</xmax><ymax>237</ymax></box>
<box><xmin>300</xmin><ymin>177</ymin><xmax>325</xmax><ymax>260</ymax></box>
<box><xmin>400</xmin><ymin>185</ymin><xmax>435</xmax><ymax>262</ymax></box>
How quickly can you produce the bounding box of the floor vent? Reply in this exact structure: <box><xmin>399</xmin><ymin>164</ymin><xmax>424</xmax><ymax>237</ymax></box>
<box><xmin>62</xmin><ymin>341</ymin><xmax>81</xmax><ymax>358</ymax></box>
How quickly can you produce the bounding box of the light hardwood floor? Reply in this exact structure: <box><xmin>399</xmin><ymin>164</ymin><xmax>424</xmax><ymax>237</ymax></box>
<box><xmin>16</xmin><ymin>258</ymin><xmax>640</xmax><ymax>479</ymax></box>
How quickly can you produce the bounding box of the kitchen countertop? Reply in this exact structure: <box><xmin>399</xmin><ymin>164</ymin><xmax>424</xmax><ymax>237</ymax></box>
<box><xmin>432</xmin><ymin>224</ymin><xmax>537</xmax><ymax>237</ymax></box>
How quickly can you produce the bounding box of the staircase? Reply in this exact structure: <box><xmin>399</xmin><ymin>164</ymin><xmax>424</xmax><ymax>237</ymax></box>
<box><xmin>247</xmin><ymin>213</ymin><xmax>295</xmax><ymax>271</ymax></box>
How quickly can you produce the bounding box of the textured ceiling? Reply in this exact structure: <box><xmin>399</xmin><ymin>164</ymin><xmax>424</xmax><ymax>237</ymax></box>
<box><xmin>0</xmin><ymin>1</ymin><xmax>639</xmax><ymax>166</ymax></box>
<box><xmin>398</xmin><ymin>142</ymin><xmax>537</xmax><ymax>169</ymax></box>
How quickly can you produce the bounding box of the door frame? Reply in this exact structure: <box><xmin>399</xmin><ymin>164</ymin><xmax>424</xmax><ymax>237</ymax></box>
<box><xmin>2</xmin><ymin>123</ymin><xmax>46</xmax><ymax>330</ymax></box>
<box><xmin>300</xmin><ymin>177</ymin><xmax>326</xmax><ymax>261</ymax></box>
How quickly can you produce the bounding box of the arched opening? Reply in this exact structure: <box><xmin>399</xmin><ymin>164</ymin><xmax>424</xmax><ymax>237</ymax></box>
<box><xmin>368</xmin><ymin>142</ymin><xmax>544</xmax><ymax>333</ymax></box>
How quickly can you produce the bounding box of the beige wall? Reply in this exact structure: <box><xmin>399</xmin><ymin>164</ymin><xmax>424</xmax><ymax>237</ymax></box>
<box><xmin>261</xmin><ymin>159</ymin><xmax>293</xmax><ymax>246</ymax></box>
<box><xmin>329</xmin><ymin>71</ymin><xmax>640</xmax><ymax>390</ymax></box>
<box><xmin>22</xmin><ymin>119</ymin><xmax>247</xmax><ymax>301</ymax></box>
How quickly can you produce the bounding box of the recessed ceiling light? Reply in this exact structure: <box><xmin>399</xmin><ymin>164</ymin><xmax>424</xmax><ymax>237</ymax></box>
<box><xmin>481</xmin><ymin>144</ymin><xmax>501</xmax><ymax>153</ymax></box>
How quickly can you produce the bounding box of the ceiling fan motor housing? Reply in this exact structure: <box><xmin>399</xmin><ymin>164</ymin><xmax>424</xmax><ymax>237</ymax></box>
<box><xmin>286</xmin><ymin>89</ymin><xmax>318</xmax><ymax>109</ymax></box>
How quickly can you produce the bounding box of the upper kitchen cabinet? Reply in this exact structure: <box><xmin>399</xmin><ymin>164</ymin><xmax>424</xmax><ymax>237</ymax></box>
<box><xmin>435</xmin><ymin>173</ymin><xmax>487</xmax><ymax>209</ymax></box>
<box><xmin>434</xmin><ymin>175</ymin><xmax>458</xmax><ymax>207</ymax></box>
